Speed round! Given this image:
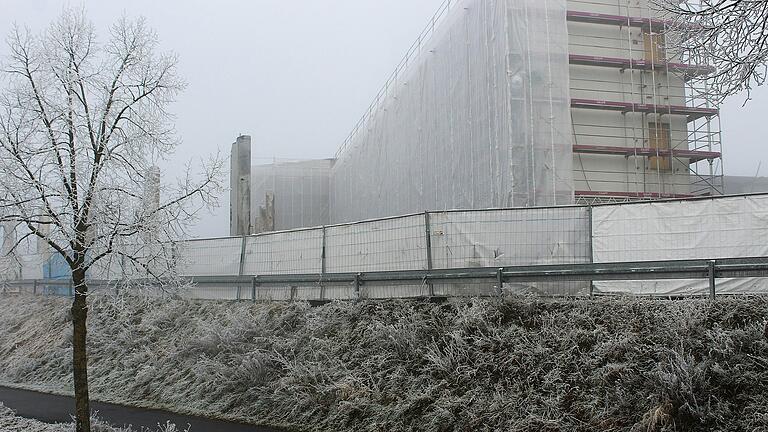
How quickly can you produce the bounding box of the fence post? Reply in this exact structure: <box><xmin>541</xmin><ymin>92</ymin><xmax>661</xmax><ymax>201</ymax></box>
<box><xmin>496</xmin><ymin>268</ymin><xmax>504</xmax><ymax>297</ymax></box>
<box><xmin>33</xmin><ymin>279</ymin><xmax>37</xmax><ymax>295</ymax></box>
<box><xmin>251</xmin><ymin>276</ymin><xmax>258</xmax><ymax>302</ymax></box>
<box><xmin>68</xmin><ymin>279</ymin><xmax>73</xmax><ymax>297</ymax></box>
<box><xmin>587</xmin><ymin>205</ymin><xmax>595</xmax><ymax>298</ymax></box>
<box><xmin>236</xmin><ymin>235</ymin><xmax>248</xmax><ymax>301</ymax></box>
<box><xmin>424</xmin><ymin>211</ymin><xmax>434</xmax><ymax>297</ymax></box>
<box><xmin>708</xmin><ymin>260</ymin><xmax>717</xmax><ymax>300</ymax></box>
<box><xmin>320</xmin><ymin>226</ymin><xmax>327</xmax><ymax>301</ymax></box>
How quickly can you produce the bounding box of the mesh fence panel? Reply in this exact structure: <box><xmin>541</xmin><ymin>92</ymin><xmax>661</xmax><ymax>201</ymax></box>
<box><xmin>325</xmin><ymin>214</ymin><xmax>428</xmax><ymax>273</ymax></box>
<box><xmin>430</xmin><ymin>207</ymin><xmax>590</xmax><ymax>295</ymax></box>
<box><xmin>243</xmin><ymin>229</ymin><xmax>323</xmax><ymax>275</ymax></box>
<box><xmin>177</xmin><ymin>237</ymin><xmax>242</xmax><ymax>277</ymax></box>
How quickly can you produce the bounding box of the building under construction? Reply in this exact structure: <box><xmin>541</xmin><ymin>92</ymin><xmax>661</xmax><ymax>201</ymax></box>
<box><xmin>231</xmin><ymin>0</ymin><xmax>722</xmax><ymax>233</ymax></box>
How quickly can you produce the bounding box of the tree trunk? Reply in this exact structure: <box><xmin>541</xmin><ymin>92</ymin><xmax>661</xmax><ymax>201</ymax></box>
<box><xmin>71</xmin><ymin>267</ymin><xmax>90</xmax><ymax>432</ymax></box>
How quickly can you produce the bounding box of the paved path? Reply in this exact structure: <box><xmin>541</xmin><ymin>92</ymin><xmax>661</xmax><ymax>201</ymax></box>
<box><xmin>0</xmin><ymin>386</ymin><xmax>283</xmax><ymax>432</ymax></box>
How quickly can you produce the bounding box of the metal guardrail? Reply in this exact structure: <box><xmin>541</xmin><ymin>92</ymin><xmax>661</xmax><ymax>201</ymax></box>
<box><xmin>6</xmin><ymin>257</ymin><xmax>768</xmax><ymax>300</ymax></box>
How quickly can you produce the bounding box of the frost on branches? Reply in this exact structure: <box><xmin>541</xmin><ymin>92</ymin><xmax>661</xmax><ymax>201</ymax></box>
<box><xmin>654</xmin><ymin>0</ymin><xmax>768</xmax><ymax>103</ymax></box>
<box><xmin>0</xmin><ymin>9</ymin><xmax>223</xmax><ymax>432</ymax></box>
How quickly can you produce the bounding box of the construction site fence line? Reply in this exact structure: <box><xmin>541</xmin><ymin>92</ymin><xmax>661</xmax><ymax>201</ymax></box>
<box><xmin>2</xmin><ymin>192</ymin><xmax>768</xmax><ymax>298</ymax></box>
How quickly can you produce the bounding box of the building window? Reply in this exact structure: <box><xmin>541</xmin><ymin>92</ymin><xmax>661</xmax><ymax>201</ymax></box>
<box><xmin>648</xmin><ymin>121</ymin><xmax>672</xmax><ymax>172</ymax></box>
<box><xmin>643</xmin><ymin>31</ymin><xmax>666</xmax><ymax>63</ymax></box>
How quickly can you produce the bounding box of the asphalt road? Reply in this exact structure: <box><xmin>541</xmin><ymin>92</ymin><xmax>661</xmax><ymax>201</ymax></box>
<box><xmin>0</xmin><ymin>386</ymin><xmax>283</xmax><ymax>432</ymax></box>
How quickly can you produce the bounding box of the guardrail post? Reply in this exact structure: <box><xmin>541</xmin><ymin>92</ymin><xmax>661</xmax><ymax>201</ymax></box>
<box><xmin>496</xmin><ymin>268</ymin><xmax>504</xmax><ymax>297</ymax></box>
<box><xmin>424</xmin><ymin>212</ymin><xmax>434</xmax><ymax>297</ymax></box>
<box><xmin>708</xmin><ymin>260</ymin><xmax>717</xmax><ymax>300</ymax></box>
<box><xmin>33</xmin><ymin>279</ymin><xmax>37</xmax><ymax>295</ymax></box>
<box><xmin>354</xmin><ymin>273</ymin><xmax>362</xmax><ymax>299</ymax></box>
<box><xmin>320</xmin><ymin>226</ymin><xmax>327</xmax><ymax>301</ymax></box>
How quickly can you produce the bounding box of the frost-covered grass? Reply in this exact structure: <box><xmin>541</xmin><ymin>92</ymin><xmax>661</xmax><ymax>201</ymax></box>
<box><xmin>1</xmin><ymin>294</ymin><xmax>767</xmax><ymax>431</ymax></box>
<box><xmin>0</xmin><ymin>403</ymin><xmax>186</xmax><ymax>432</ymax></box>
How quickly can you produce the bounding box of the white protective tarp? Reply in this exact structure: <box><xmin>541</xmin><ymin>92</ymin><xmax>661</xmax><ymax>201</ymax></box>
<box><xmin>592</xmin><ymin>195</ymin><xmax>768</xmax><ymax>295</ymax></box>
<box><xmin>330</xmin><ymin>0</ymin><xmax>573</xmax><ymax>224</ymax></box>
<box><xmin>251</xmin><ymin>159</ymin><xmax>332</xmax><ymax>231</ymax></box>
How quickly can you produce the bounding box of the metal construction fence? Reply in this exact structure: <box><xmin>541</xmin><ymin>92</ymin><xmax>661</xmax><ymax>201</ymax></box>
<box><xmin>2</xmin><ymin>193</ymin><xmax>768</xmax><ymax>300</ymax></box>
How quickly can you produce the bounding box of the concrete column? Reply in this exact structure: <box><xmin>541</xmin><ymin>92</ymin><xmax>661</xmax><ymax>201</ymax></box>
<box><xmin>0</xmin><ymin>222</ymin><xmax>19</xmax><ymax>280</ymax></box>
<box><xmin>142</xmin><ymin>166</ymin><xmax>161</xmax><ymax>242</ymax></box>
<box><xmin>1</xmin><ymin>222</ymin><xmax>16</xmax><ymax>256</ymax></box>
<box><xmin>230</xmin><ymin>135</ymin><xmax>252</xmax><ymax>236</ymax></box>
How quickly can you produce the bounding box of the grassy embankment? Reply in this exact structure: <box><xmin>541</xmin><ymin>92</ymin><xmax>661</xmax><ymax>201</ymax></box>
<box><xmin>1</xmin><ymin>295</ymin><xmax>766</xmax><ymax>431</ymax></box>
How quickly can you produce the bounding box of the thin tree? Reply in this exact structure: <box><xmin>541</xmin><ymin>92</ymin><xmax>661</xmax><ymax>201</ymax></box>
<box><xmin>0</xmin><ymin>9</ymin><xmax>223</xmax><ymax>432</ymax></box>
<box><xmin>654</xmin><ymin>0</ymin><xmax>768</xmax><ymax>103</ymax></box>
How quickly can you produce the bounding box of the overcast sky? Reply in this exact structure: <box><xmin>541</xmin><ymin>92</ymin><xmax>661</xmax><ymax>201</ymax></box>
<box><xmin>1</xmin><ymin>1</ymin><xmax>766</xmax><ymax>238</ymax></box>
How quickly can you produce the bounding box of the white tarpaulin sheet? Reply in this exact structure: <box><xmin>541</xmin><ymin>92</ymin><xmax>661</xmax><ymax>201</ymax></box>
<box><xmin>592</xmin><ymin>195</ymin><xmax>768</xmax><ymax>295</ymax></box>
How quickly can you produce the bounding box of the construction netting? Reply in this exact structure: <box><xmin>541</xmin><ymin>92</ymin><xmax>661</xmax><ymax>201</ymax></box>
<box><xmin>330</xmin><ymin>0</ymin><xmax>573</xmax><ymax>224</ymax></box>
<box><xmin>251</xmin><ymin>159</ymin><xmax>332</xmax><ymax>231</ymax></box>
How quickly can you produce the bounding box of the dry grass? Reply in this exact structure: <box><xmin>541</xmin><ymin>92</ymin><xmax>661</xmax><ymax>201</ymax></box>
<box><xmin>0</xmin><ymin>294</ymin><xmax>767</xmax><ymax>431</ymax></box>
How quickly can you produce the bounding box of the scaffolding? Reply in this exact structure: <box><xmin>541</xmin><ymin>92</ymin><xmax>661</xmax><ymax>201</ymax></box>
<box><xmin>567</xmin><ymin>0</ymin><xmax>723</xmax><ymax>204</ymax></box>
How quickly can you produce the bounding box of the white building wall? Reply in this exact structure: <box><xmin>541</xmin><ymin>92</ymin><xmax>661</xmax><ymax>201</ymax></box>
<box><xmin>568</xmin><ymin>0</ymin><xmax>696</xmax><ymax>198</ymax></box>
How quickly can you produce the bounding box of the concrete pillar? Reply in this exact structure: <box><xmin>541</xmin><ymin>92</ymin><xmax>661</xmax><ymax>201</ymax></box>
<box><xmin>142</xmin><ymin>166</ymin><xmax>161</xmax><ymax>242</ymax></box>
<box><xmin>1</xmin><ymin>222</ymin><xmax>17</xmax><ymax>256</ymax></box>
<box><xmin>230</xmin><ymin>135</ymin><xmax>252</xmax><ymax>236</ymax></box>
<box><xmin>0</xmin><ymin>222</ymin><xmax>19</xmax><ymax>280</ymax></box>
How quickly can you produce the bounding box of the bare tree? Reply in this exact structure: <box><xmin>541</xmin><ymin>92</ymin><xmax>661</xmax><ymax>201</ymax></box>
<box><xmin>0</xmin><ymin>9</ymin><xmax>223</xmax><ymax>432</ymax></box>
<box><xmin>654</xmin><ymin>0</ymin><xmax>768</xmax><ymax>103</ymax></box>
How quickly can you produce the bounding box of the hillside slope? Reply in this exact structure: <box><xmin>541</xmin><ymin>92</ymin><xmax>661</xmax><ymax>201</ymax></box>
<box><xmin>0</xmin><ymin>295</ymin><xmax>767</xmax><ymax>431</ymax></box>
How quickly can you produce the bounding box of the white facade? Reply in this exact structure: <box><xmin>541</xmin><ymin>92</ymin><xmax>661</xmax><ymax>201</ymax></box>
<box><xmin>567</xmin><ymin>0</ymin><xmax>722</xmax><ymax>202</ymax></box>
